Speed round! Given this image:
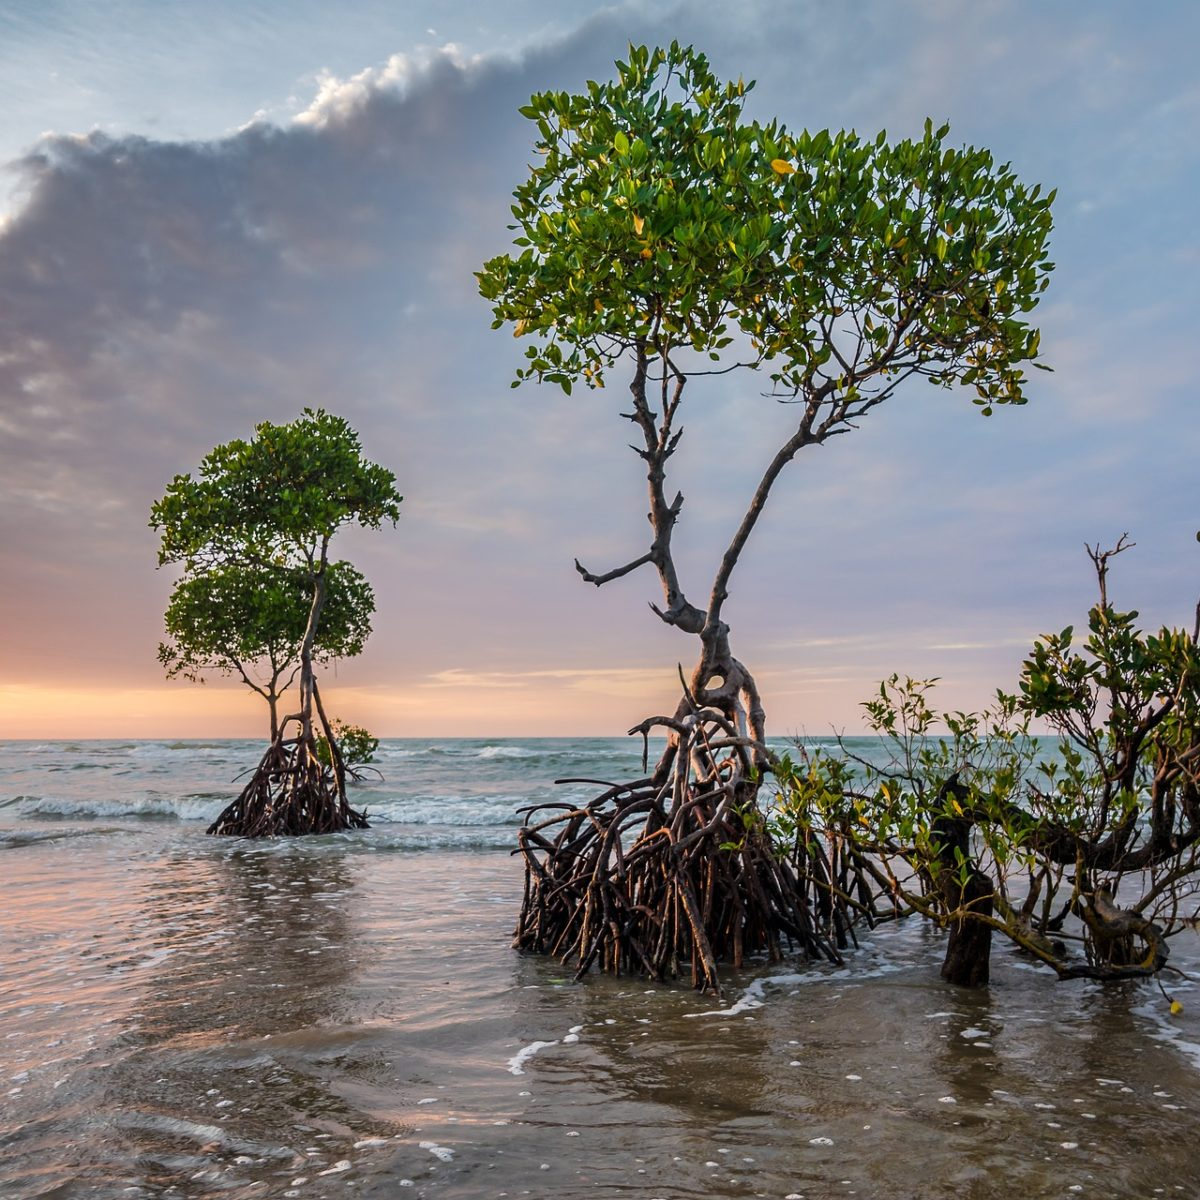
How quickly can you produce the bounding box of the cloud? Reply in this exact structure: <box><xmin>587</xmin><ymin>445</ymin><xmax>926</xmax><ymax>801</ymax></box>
<box><xmin>424</xmin><ymin>665</ymin><xmax>676</xmax><ymax>696</ymax></box>
<box><xmin>293</xmin><ymin>44</ymin><xmax>484</xmax><ymax>129</ymax></box>
<box><xmin>922</xmin><ymin>640</ymin><xmax>1036</xmax><ymax>653</ymax></box>
<box><xmin>0</xmin><ymin>4</ymin><xmax>1197</xmax><ymax>735</ymax></box>
<box><xmin>0</xmin><ymin>24</ymin><xmax>649</xmax><ymax>685</ymax></box>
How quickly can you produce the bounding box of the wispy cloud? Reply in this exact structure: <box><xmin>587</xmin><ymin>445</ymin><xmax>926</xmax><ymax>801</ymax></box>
<box><xmin>922</xmin><ymin>639</ymin><xmax>1037</xmax><ymax>652</ymax></box>
<box><xmin>424</xmin><ymin>666</ymin><xmax>674</xmax><ymax>695</ymax></box>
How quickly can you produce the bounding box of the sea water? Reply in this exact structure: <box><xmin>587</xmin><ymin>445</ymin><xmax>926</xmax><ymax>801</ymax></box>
<box><xmin>2</xmin><ymin>738</ymin><xmax>1199</xmax><ymax>1198</ymax></box>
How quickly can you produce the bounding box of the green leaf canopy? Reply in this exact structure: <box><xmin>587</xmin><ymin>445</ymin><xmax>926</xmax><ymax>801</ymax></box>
<box><xmin>158</xmin><ymin>560</ymin><xmax>375</xmax><ymax>684</ymax></box>
<box><xmin>478</xmin><ymin>41</ymin><xmax>1055</xmax><ymax>414</ymax></box>
<box><xmin>151</xmin><ymin>407</ymin><xmax>402</xmax><ymax>573</ymax></box>
<box><xmin>150</xmin><ymin>408</ymin><xmax>401</xmax><ymax>735</ymax></box>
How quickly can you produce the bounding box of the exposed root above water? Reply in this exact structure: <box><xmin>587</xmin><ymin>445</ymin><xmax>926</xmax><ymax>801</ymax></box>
<box><xmin>207</xmin><ymin>728</ymin><xmax>368</xmax><ymax>838</ymax></box>
<box><xmin>513</xmin><ymin>709</ymin><xmax>843</xmax><ymax>995</ymax></box>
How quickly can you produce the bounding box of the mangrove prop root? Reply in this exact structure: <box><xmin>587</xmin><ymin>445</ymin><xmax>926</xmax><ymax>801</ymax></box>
<box><xmin>1058</xmin><ymin>883</ymin><xmax>1170</xmax><ymax>980</ymax></box>
<box><xmin>208</xmin><ymin>733</ymin><xmax>369</xmax><ymax>837</ymax></box>
<box><xmin>513</xmin><ymin>711</ymin><xmax>843</xmax><ymax>995</ymax></box>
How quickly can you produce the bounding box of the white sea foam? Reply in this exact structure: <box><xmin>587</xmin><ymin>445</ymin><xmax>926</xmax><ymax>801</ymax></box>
<box><xmin>1133</xmin><ymin>991</ymin><xmax>1200</xmax><ymax>1071</ymax></box>
<box><xmin>684</xmin><ymin>979</ymin><xmax>766</xmax><ymax>1019</ymax></box>
<box><xmin>508</xmin><ymin>1040</ymin><xmax>558</xmax><ymax>1075</ymax></box>
<box><xmin>477</xmin><ymin>745</ymin><xmax>539</xmax><ymax>759</ymax></box>
<box><xmin>3</xmin><ymin>794</ymin><xmax>215</xmax><ymax>821</ymax></box>
<box><xmin>366</xmin><ymin>796</ymin><xmax>523</xmax><ymax>827</ymax></box>
<box><xmin>684</xmin><ymin>953</ymin><xmax>911</xmax><ymax>1021</ymax></box>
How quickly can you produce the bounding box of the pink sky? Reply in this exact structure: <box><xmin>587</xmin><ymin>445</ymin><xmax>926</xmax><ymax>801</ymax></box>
<box><xmin>1</xmin><ymin>3</ymin><xmax>1197</xmax><ymax>739</ymax></box>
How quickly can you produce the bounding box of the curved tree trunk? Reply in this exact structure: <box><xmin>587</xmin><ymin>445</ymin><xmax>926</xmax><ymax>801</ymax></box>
<box><xmin>938</xmin><ymin>868</ymin><xmax>994</xmax><ymax>988</ymax></box>
<box><xmin>683</xmin><ymin>624</ymin><xmax>767</xmax><ymax>752</ymax></box>
<box><xmin>518</xmin><ymin>346</ymin><xmax>854</xmax><ymax>989</ymax></box>
<box><xmin>298</xmin><ymin>564</ymin><xmax>328</xmax><ymax>743</ymax></box>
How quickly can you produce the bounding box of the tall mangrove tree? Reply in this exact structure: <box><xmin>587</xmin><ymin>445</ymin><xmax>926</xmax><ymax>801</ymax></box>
<box><xmin>478</xmin><ymin>42</ymin><xmax>1055</xmax><ymax>991</ymax></box>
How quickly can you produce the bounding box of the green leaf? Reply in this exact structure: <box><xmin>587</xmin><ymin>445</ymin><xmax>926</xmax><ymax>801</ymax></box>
<box><xmin>151</xmin><ymin>411</ymin><xmax>401</xmax><ymax>739</ymax></box>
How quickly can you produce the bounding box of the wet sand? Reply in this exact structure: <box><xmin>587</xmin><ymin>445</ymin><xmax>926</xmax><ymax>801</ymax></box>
<box><xmin>3</xmin><ymin>826</ymin><xmax>1200</xmax><ymax>1199</ymax></box>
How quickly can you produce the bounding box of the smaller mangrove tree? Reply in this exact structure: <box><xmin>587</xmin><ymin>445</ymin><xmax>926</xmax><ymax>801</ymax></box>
<box><xmin>151</xmin><ymin>408</ymin><xmax>401</xmax><ymax>836</ymax></box>
<box><xmin>773</xmin><ymin>537</ymin><xmax>1200</xmax><ymax>990</ymax></box>
<box><xmin>159</xmin><ymin>560</ymin><xmax>374</xmax><ymax>742</ymax></box>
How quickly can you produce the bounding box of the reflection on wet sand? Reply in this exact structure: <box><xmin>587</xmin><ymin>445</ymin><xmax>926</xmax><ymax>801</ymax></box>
<box><xmin>5</xmin><ymin>831</ymin><xmax>1200</xmax><ymax>1200</ymax></box>
<box><xmin>484</xmin><ymin>929</ymin><xmax>1200</xmax><ymax>1200</ymax></box>
<box><xmin>136</xmin><ymin>844</ymin><xmax>361</xmax><ymax>1041</ymax></box>
<box><xmin>98</xmin><ymin>844</ymin><xmax>441</xmax><ymax>1194</ymax></box>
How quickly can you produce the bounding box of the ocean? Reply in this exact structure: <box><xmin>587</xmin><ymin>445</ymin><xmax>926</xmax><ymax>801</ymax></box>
<box><xmin>3</xmin><ymin>737</ymin><xmax>1199</xmax><ymax>1198</ymax></box>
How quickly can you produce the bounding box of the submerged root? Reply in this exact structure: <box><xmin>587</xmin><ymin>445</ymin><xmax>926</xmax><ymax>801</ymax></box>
<box><xmin>513</xmin><ymin>710</ymin><xmax>843</xmax><ymax>995</ymax></box>
<box><xmin>208</xmin><ymin>733</ymin><xmax>369</xmax><ymax>837</ymax></box>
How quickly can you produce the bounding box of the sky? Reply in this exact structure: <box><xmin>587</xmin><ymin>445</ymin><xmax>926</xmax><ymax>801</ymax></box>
<box><xmin>0</xmin><ymin>0</ymin><xmax>1197</xmax><ymax>739</ymax></box>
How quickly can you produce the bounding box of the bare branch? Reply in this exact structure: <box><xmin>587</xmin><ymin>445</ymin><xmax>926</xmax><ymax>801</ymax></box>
<box><xmin>575</xmin><ymin>552</ymin><xmax>655</xmax><ymax>587</ymax></box>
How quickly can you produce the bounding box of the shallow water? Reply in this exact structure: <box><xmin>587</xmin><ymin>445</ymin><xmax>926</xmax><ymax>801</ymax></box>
<box><xmin>3</xmin><ymin>742</ymin><xmax>1200</xmax><ymax>1198</ymax></box>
